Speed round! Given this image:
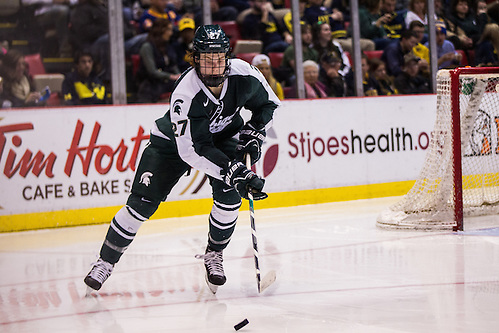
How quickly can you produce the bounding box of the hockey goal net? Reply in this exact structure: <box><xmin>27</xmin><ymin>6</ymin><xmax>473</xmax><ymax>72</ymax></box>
<box><xmin>377</xmin><ymin>67</ymin><xmax>499</xmax><ymax>231</ymax></box>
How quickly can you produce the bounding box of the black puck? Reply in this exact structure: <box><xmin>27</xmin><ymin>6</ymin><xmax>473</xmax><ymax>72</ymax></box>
<box><xmin>234</xmin><ymin>318</ymin><xmax>249</xmax><ymax>331</ymax></box>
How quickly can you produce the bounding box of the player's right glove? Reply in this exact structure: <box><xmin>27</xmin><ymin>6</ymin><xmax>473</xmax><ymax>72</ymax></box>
<box><xmin>235</xmin><ymin>123</ymin><xmax>266</xmax><ymax>165</ymax></box>
<box><xmin>222</xmin><ymin>161</ymin><xmax>268</xmax><ymax>200</ymax></box>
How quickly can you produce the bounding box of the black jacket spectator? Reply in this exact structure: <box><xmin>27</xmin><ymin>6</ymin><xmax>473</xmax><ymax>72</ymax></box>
<box><xmin>62</xmin><ymin>52</ymin><xmax>107</xmax><ymax>105</ymax></box>
<box><xmin>381</xmin><ymin>30</ymin><xmax>418</xmax><ymax>77</ymax></box>
<box><xmin>135</xmin><ymin>19</ymin><xmax>181</xmax><ymax>103</ymax></box>
<box><xmin>240</xmin><ymin>0</ymin><xmax>289</xmax><ymax>53</ymax></box>
<box><xmin>69</xmin><ymin>0</ymin><xmax>108</xmax><ymax>54</ymax></box>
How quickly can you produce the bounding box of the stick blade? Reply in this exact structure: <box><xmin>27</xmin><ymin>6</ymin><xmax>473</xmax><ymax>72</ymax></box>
<box><xmin>258</xmin><ymin>270</ymin><xmax>276</xmax><ymax>293</ymax></box>
<box><xmin>85</xmin><ymin>286</ymin><xmax>94</xmax><ymax>297</ymax></box>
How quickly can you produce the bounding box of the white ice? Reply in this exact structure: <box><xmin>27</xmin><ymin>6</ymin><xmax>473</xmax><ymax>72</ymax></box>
<box><xmin>1</xmin><ymin>197</ymin><xmax>499</xmax><ymax>332</ymax></box>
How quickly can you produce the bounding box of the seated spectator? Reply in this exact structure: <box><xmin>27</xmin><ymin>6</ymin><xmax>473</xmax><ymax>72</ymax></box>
<box><xmin>70</xmin><ymin>0</ymin><xmax>141</xmax><ymax>81</ymax></box>
<box><xmin>0</xmin><ymin>41</ymin><xmax>7</xmax><ymax>56</ymax></box>
<box><xmin>359</xmin><ymin>0</ymin><xmax>392</xmax><ymax>50</ymax></box>
<box><xmin>223</xmin><ymin>0</ymin><xmax>251</xmax><ymax>12</ymax></box>
<box><xmin>395</xmin><ymin>0</ymin><xmax>409</xmax><ymax>11</ymax></box>
<box><xmin>270</xmin><ymin>0</ymin><xmax>287</xmax><ymax>9</ymax></box>
<box><xmin>240</xmin><ymin>0</ymin><xmax>290</xmax><ymax>53</ymax></box>
<box><xmin>425</xmin><ymin>23</ymin><xmax>462</xmax><ymax>69</ymax></box>
<box><xmin>0</xmin><ymin>76</ymin><xmax>13</xmax><ymax>108</ymax></box>
<box><xmin>369</xmin><ymin>57</ymin><xmax>397</xmax><ymax>95</ymax></box>
<box><xmin>476</xmin><ymin>0</ymin><xmax>499</xmax><ymax>66</ymax></box>
<box><xmin>344</xmin><ymin>53</ymin><xmax>380</xmax><ymax>96</ymax></box>
<box><xmin>381</xmin><ymin>30</ymin><xmax>418</xmax><ymax>77</ymax></box>
<box><xmin>62</xmin><ymin>51</ymin><xmax>107</xmax><ymax>105</ymax></box>
<box><xmin>194</xmin><ymin>0</ymin><xmax>238</xmax><ymax>26</ymax></box>
<box><xmin>303</xmin><ymin>60</ymin><xmax>328</xmax><ymax>98</ymax></box>
<box><xmin>488</xmin><ymin>0</ymin><xmax>499</xmax><ymax>25</ymax></box>
<box><xmin>21</xmin><ymin>0</ymin><xmax>74</xmax><ymax>57</ymax></box>
<box><xmin>174</xmin><ymin>17</ymin><xmax>196</xmax><ymax>73</ymax></box>
<box><xmin>282</xmin><ymin>0</ymin><xmax>307</xmax><ymax>39</ymax></box>
<box><xmin>166</xmin><ymin>0</ymin><xmax>194</xmax><ymax>19</ymax></box>
<box><xmin>304</xmin><ymin>0</ymin><xmax>346</xmax><ymax>40</ymax></box>
<box><xmin>405</xmin><ymin>0</ymin><xmax>435</xmax><ymax>31</ymax></box>
<box><xmin>447</xmin><ymin>0</ymin><xmax>499</xmax><ymax>65</ymax></box>
<box><xmin>122</xmin><ymin>0</ymin><xmax>135</xmax><ymax>23</ymax></box>
<box><xmin>324</xmin><ymin>0</ymin><xmax>351</xmax><ymax>22</ymax></box>
<box><xmin>360</xmin><ymin>53</ymin><xmax>381</xmax><ymax>96</ymax></box>
<box><xmin>381</xmin><ymin>0</ymin><xmax>407</xmax><ymax>39</ymax></box>
<box><xmin>312</xmin><ymin>21</ymin><xmax>351</xmax><ymax>77</ymax></box>
<box><xmin>409</xmin><ymin>21</ymin><xmax>430</xmax><ymax>77</ymax></box>
<box><xmin>0</xmin><ymin>50</ymin><xmax>44</xmax><ymax>107</ymax></box>
<box><xmin>475</xmin><ymin>0</ymin><xmax>499</xmax><ymax>64</ymax></box>
<box><xmin>306</xmin><ymin>0</ymin><xmax>374</xmax><ymax>53</ymax></box>
<box><xmin>434</xmin><ymin>0</ymin><xmax>470</xmax><ymax>52</ymax></box>
<box><xmin>251</xmin><ymin>54</ymin><xmax>284</xmax><ymax>100</ymax></box>
<box><xmin>394</xmin><ymin>53</ymin><xmax>431</xmax><ymax>94</ymax></box>
<box><xmin>318</xmin><ymin>53</ymin><xmax>347</xmax><ymax>97</ymax></box>
<box><xmin>281</xmin><ymin>23</ymin><xmax>319</xmax><ymax>75</ymax></box>
<box><xmin>69</xmin><ymin>0</ymin><xmax>108</xmax><ymax>56</ymax></box>
<box><xmin>211</xmin><ymin>0</ymin><xmax>239</xmax><ymax>22</ymax></box>
<box><xmin>135</xmin><ymin>19</ymin><xmax>181</xmax><ymax>103</ymax></box>
<box><xmin>409</xmin><ymin>21</ymin><xmax>429</xmax><ymax>62</ymax></box>
<box><xmin>137</xmin><ymin>0</ymin><xmax>178</xmax><ymax>33</ymax></box>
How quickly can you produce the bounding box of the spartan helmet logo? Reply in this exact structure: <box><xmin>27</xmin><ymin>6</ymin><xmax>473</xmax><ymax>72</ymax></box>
<box><xmin>139</xmin><ymin>172</ymin><xmax>153</xmax><ymax>187</ymax></box>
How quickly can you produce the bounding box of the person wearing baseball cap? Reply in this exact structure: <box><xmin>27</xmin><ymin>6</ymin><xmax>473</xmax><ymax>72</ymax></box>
<box><xmin>394</xmin><ymin>53</ymin><xmax>431</xmax><ymax>94</ymax></box>
<box><xmin>178</xmin><ymin>17</ymin><xmax>195</xmax><ymax>32</ymax></box>
<box><xmin>425</xmin><ymin>22</ymin><xmax>462</xmax><ymax>69</ymax></box>
<box><xmin>176</xmin><ymin>18</ymin><xmax>196</xmax><ymax>72</ymax></box>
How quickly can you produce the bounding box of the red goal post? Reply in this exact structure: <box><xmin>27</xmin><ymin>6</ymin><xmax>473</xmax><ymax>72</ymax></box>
<box><xmin>377</xmin><ymin>67</ymin><xmax>499</xmax><ymax>231</ymax></box>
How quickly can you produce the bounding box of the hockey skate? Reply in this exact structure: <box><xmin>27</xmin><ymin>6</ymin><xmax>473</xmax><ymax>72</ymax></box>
<box><xmin>196</xmin><ymin>246</ymin><xmax>226</xmax><ymax>294</ymax></box>
<box><xmin>84</xmin><ymin>258</ymin><xmax>114</xmax><ymax>292</ymax></box>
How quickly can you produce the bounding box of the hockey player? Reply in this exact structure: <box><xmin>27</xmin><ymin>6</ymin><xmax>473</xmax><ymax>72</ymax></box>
<box><xmin>84</xmin><ymin>24</ymin><xmax>281</xmax><ymax>293</ymax></box>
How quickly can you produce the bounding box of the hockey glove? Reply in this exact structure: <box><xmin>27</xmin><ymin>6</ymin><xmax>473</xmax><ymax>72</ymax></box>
<box><xmin>223</xmin><ymin>161</ymin><xmax>268</xmax><ymax>200</ymax></box>
<box><xmin>235</xmin><ymin>123</ymin><xmax>266</xmax><ymax>165</ymax></box>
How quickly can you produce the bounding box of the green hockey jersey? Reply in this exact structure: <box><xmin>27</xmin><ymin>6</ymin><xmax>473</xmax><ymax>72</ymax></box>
<box><xmin>152</xmin><ymin>58</ymin><xmax>281</xmax><ymax>180</ymax></box>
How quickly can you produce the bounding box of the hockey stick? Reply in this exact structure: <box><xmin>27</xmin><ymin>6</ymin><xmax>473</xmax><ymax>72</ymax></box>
<box><xmin>246</xmin><ymin>154</ymin><xmax>276</xmax><ymax>293</ymax></box>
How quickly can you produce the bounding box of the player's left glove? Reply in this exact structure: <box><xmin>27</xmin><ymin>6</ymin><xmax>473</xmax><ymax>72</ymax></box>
<box><xmin>235</xmin><ymin>123</ymin><xmax>266</xmax><ymax>165</ymax></box>
<box><xmin>222</xmin><ymin>161</ymin><xmax>268</xmax><ymax>200</ymax></box>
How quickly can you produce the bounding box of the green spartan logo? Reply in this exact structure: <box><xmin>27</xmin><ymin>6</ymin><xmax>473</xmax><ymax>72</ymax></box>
<box><xmin>461</xmin><ymin>78</ymin><xmax>476</xmax><ymax>95</ymax></box>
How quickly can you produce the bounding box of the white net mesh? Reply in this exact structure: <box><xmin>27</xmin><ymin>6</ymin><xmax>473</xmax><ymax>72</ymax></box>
<box><xmin>377</xmin><ymin>69</ymin><xmax>499</xmax><ymax>230</ymax></box>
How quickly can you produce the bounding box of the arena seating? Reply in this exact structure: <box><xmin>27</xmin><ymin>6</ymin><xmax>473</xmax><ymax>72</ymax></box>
<box><xmin>456</xmin><ymin>50</ymin><xmax>468</xmax><ymax>66</ymax></box>
<box><xmin>236</xmin><ymin>52</ymin><xmax>258</xmax><ymax>64</ymax></box>
<box><xmin>268</xmin><ymin>52</ymin><xmax>284</xmax><ymax>68</ymax></box>
<box><xmin>24</xmin><ymin>53</ymin><xmax>64</xmax><ymax>106</ymax></box>
<box><xmin>213</xmin><ymin>21</ymin><xmax>241</xmax><ymax>49</ymax></box>
<box><xmin>364</xmin><ymin>50</ymin><xmax>383</xmax><ymax>59</ymax></box>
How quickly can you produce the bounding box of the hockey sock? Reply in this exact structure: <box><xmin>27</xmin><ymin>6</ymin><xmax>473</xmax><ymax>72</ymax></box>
<box><xmin>207</xmin><ymin>200</ymin><xmax>241</xmax><ymax>251</ymax></box>
<box><xmin>100</xmin><ymin>206</ymin><xmax>146</xmax><ymax>264</ymax></box>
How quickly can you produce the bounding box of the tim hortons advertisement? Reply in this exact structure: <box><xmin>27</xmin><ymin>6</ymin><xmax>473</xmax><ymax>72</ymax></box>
<box><xmin>0</xmin><ymin>96</ymin><xmax>437</xmax><ymax>219</ymax></box>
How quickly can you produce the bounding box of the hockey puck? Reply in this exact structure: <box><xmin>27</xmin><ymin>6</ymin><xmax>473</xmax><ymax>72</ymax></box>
<box><xmin>234</xmin><ymin>318</ymin><xmax>249</xmax><ymax>331</ymax></box>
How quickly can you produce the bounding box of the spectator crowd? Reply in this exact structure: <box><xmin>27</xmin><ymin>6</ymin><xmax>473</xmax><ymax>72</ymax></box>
<box><xmin>0</xmin><ymin>0</ymin><xmax>498</xmax><ymax>107</ymax></box>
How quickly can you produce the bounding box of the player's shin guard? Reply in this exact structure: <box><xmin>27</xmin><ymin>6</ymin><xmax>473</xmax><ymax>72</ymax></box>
<box><xmin>207</xmin><ymin>199</ymin><xmax>241</xmax><ymax>251</ymax></box>
<box><xmin>99</xmin><ymin>206</ymin><xmax>147</xmax><ymax>264</ymax></box>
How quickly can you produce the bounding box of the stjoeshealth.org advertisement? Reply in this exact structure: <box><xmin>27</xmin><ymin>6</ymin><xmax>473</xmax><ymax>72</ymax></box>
<box><xmin>0</xmin><ymin>95</ymin><xmax>437</xmax><ymax>224</ymax></box>
<box><xmin>265</xmin><ymin>95</ymin><xmax>436</xmax><ymax>192</ymax></box>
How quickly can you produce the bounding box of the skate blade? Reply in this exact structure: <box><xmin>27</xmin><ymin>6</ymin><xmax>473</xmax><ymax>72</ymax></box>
<box><xmin>205</xmin><ymin>274</ymin><xmax>219</xmax><ymax>294</ymax></box>
<box><xmin>259</xmin><ymin>270</ymin><xmax>276</xmax><ymax>293</ymax></box>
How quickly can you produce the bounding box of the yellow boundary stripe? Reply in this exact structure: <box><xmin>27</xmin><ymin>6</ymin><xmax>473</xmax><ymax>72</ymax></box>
<box><xmin>0</xmin><ymin>180</ymin><xmax>415</xmax><ymax>233</ymax></box>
